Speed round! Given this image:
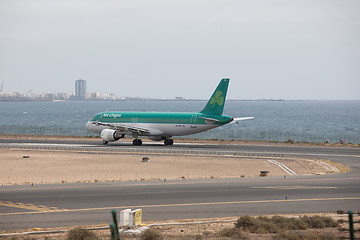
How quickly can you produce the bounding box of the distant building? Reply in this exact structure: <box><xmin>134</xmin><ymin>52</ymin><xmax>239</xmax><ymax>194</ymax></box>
<box><xmin>75</xmin><ymin>79</ymin><xmax>87</xmax><ymax>99</ymax></box>
<box><xmin>71</xmin><ymin>79</ymin><xmax>87</xmax><ymax>100</ymax></box>
<box><xmin>56</xmin><ymin>92</ymin><xmax>69</xmax><ymax>100</ymax></box>
<box><xmin>88</xmin><ymin>92</ymin><xmax>101</xmax><ymax>100</ymax></box>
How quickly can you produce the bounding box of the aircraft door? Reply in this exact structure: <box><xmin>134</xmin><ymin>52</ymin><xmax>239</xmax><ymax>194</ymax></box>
<box><xmin>190</xmin><ymin>115</ymin><xmax>197</xmax><ymax>128</ymax></box>
<box><xmin>131</xmin><ymin>117</ymin><xmax>138</xmax><ymax>125</ymax></box>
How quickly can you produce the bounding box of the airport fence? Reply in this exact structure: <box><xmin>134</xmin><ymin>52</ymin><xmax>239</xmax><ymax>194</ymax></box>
<box><xmin>192</xmin><ymin>127</ymin><xmax>360</xmax><ymax>144</ymax></box>
<box><xmin>0</xmin><ymin>124</ymin><xmax>359</xmax><ymax>144</ymax></box>
<box><xmin>0</xmin><ymin>125</ymin><xmax>96</xmax><ymax>137</ymax></box>
<box><xmin>338</xmin><ymin>210</ymin><xmax>360</xmax><ymax>240</ymax></box>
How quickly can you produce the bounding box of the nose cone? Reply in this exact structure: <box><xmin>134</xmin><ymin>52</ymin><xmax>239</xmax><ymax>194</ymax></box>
<box><xmin>86</xmin><ymin>121</ymin><xmax>97</xmax><ymax>133</ymax></box>
<box><xmin>86</xmin><ymin>121</ymin><xmax>91</xmax><ymax>131</ymax></box>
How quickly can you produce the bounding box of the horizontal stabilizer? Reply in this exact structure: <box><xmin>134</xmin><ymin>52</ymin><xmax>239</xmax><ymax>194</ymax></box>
<box><xmin>231</xmin><ymin>117</ymin><xmax>254</xmax><ymax>124</ymax></box>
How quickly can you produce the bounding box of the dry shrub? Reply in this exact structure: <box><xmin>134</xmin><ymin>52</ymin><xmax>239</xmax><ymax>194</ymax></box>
<box><xmin>218</xmin><ymin>228</ymin><xmax>248</xmax><ymax>239</ymax></box>
<box><xmin>273</xmin><ymin>230</ymin><xmax>338</xmax><ymax>240</ymax></box>
<box><xmin>66</xmin><ymin>227</ymin><xmax>98</xmax><ymax>240</ymax></box>
<box><xmin>273</xmin><ymin>231</ymin><xmax>321</xmax><ymax>240</ymax></box>
<box><xmin>235</xmin><ymin>216</ymin><xmax>280</xmax><ymax>233</ymax></box>
<box><xmin>300</xmin><ymin>216</ymin><xmax>338</xmax><ymax>228</ymax></box>
<box><xmin>252</xmin><ymin>217</ymin><xmax>280</xmax><ymax>233</ymax></box>
<box><xmin>234</xmin><ymin>215</ymin><xmax>338</xmax><ymax>234</ymax></box>
<box><xmin>140</xmin><ymin>229</ymin><xmax>163</xmax><ymax>240</ymax></box>
<box><xmin>271</xmin><ymin>216</ymin><xmax>307</xmax><ymax>230</ymax></box>
<box><xmin>235</xmin><ymin>215</ymin><xmax>256</xmax><ymax>230</ymax></box>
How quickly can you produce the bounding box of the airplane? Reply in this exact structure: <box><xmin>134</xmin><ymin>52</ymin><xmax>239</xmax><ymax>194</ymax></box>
<box><xmin>86</xmin><ymin>78</ymin><xmax>254</xmax><ymax>146</ymax></box>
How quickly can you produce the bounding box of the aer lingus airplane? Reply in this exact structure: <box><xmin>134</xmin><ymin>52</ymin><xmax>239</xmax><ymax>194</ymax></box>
<box><xmin>86</xmin><ymin>78</ymin><xmax>253</xmax><ymax>146</ymax></box>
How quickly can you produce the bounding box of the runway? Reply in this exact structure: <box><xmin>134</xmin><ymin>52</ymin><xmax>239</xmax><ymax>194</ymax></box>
<box><xmin>0</xmin><ymin>138</ymin><xmax>359</xmax><ymax>230</ymax></box>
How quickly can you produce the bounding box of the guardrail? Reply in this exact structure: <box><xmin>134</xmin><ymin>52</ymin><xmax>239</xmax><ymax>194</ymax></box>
<box><xmin>0</xmin><ymin>143</ymin><xmax>287</xmax><ymax>158</ymax></box>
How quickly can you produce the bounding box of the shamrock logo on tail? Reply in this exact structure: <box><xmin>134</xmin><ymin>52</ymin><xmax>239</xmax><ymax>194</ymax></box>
<box><xmin>210</xmin><ymin>90</ymin><xmax>224</xmax><ymax>108</ymax></box>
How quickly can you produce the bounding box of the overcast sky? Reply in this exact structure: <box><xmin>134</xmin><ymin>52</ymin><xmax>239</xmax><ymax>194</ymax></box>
<box><xmin>1</xmin><ymin>0</ymin><xmax>359</xmax><ymax>100</ymax></box>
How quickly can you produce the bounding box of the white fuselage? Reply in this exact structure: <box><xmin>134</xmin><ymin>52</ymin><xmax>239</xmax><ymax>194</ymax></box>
<box><xmin>86</xmin><ymin>121</ymin><xmax>219</xmax><ymax>137</ymax></box>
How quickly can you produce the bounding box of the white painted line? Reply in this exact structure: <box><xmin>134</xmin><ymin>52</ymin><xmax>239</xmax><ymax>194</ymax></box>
<box><xmin>305</xmin><ymin>159</ymin><xmax>339</xmax><ymax>173</ymax></box>
<box><xmin>2</xmin><ymin>143</ymin><xmax>90</xmax><ymax>147</ymax></box>
<box><xmin>259</xmin><ymin>151</ymin><xmax>360</xmax><ymax>158</ymax></box>
<box><xmin>267</xmin><ymin>159</ymin><xmax>297</xmax><ymax>175</ymax></box>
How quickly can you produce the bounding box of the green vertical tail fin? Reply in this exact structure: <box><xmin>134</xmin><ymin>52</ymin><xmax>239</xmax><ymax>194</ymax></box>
<box><xmin>200</xmin><ymin>78</ymin><xmax>229</xmax><ymax>115</ymax></box>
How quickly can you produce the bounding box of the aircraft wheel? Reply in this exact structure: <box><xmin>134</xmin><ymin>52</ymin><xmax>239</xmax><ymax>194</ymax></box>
<box><xmin>133</xmin><ymin>139</ymin><xmax>142</xmax><ymax>146</ymax></box>
<box><xmin>103</xmin><ymin>141</ymin><xmax>109</xmax><ymax>145</ymax></box>
<box><xmin>164</xmin><ymin>139</ymin><xmax>173</xmax><ymax>146</ymax></box>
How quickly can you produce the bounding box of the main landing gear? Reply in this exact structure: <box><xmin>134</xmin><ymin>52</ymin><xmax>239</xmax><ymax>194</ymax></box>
<box><xmin>133</xmin><ymin>139</ymin><xmax>142</xmax><ymax>146</ymax></box>
<box><xmin>132</xmin><ymin>137</ymin><xmax>173</xmax><ymax>146</ymax></box>
<box><xmin>164</xmin><ymin>139</ymin><xmax>174</xmax><ymax>146</ymax></box>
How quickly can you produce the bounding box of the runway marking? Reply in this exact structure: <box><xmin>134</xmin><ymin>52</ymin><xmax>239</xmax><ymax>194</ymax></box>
<box><xmin>304</xmin><ymin>159</ymin><xmax>339</xmax><ymax>173</ymax></box>
<box><xmin>267</xmin><ymin>159</ymin><xmax>297</xmax><ymax>175</ymax></box>
<box><xmin>1</xmin><ymin>177</ymin><xmax>360</xmax><ymax>192</ymax></box>
<box><xmin>258</xmin><ymin>151</ymin><xmax>360</xmax><ymax>158</ymax></box>
<box><xmin>251</xmin><ymin>186</ymin><xmax>339</xmax><ymax>190</ymax></box>
<box><xmin>3</xmin><ymin>143</ymin><xmax>89</xmax><ymax>148</ymax></box>
<box><xmin>0</xmin><ymin>200</ymin><xmax>67</xmax><ymax>212</ymax></box>
<box><xmin>0</xmin><ymin>185</ymin><xmax>344</xmax><ymax>200</ymax></box>
<box><xmin>0</xmin><ymin>197</ymin><xmax>359</xmax><ymax>216</ymax></box>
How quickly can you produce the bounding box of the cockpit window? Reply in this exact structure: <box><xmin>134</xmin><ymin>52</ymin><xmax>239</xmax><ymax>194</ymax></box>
<box><xmin>90</xmin><ymin>113</ymin><xmax>103</xmax><ymax>121</ymax></box>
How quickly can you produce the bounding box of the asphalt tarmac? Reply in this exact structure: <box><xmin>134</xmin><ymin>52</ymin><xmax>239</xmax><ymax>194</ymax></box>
<box><xmin>0</xmin><ymin>138</ymin><xmax>359</xmax><ymax>230</ymax></box>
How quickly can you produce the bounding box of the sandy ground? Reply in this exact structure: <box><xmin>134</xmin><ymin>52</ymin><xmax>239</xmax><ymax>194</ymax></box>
<box><xmin>0</xmin><ymin>149</ymin><xmax>347</xmax><ymax>185</ymax></box>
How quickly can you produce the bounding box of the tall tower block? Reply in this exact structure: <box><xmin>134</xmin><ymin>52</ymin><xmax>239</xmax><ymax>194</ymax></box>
<box><xmin>75</xmin><ymin>79</ymin><xmax>87</xmax><ymax>100</ymax></box>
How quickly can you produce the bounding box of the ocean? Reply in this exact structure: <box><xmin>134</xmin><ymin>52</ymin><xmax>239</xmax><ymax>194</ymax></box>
<box><xmin>0</xmin><ymin>100</ymin><xmax>359</xmax><ymax>144</ymax></box>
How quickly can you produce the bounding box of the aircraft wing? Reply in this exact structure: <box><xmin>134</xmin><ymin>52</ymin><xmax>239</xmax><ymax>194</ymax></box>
<box><xmin>231</xmin><ymin>117</ymin><xmax>255</xmax><ymax>124</ymax></box>
<box><xmin>93</xmin><ymin>121</ymin><xmax>150</xmax><ymax>134</ymax></box>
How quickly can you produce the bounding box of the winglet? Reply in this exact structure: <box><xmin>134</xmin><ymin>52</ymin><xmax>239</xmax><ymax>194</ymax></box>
<box><xmin>200</xmin><ymin>78</ymin><xmax>229</xmax><ymax>115</ymax></box>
